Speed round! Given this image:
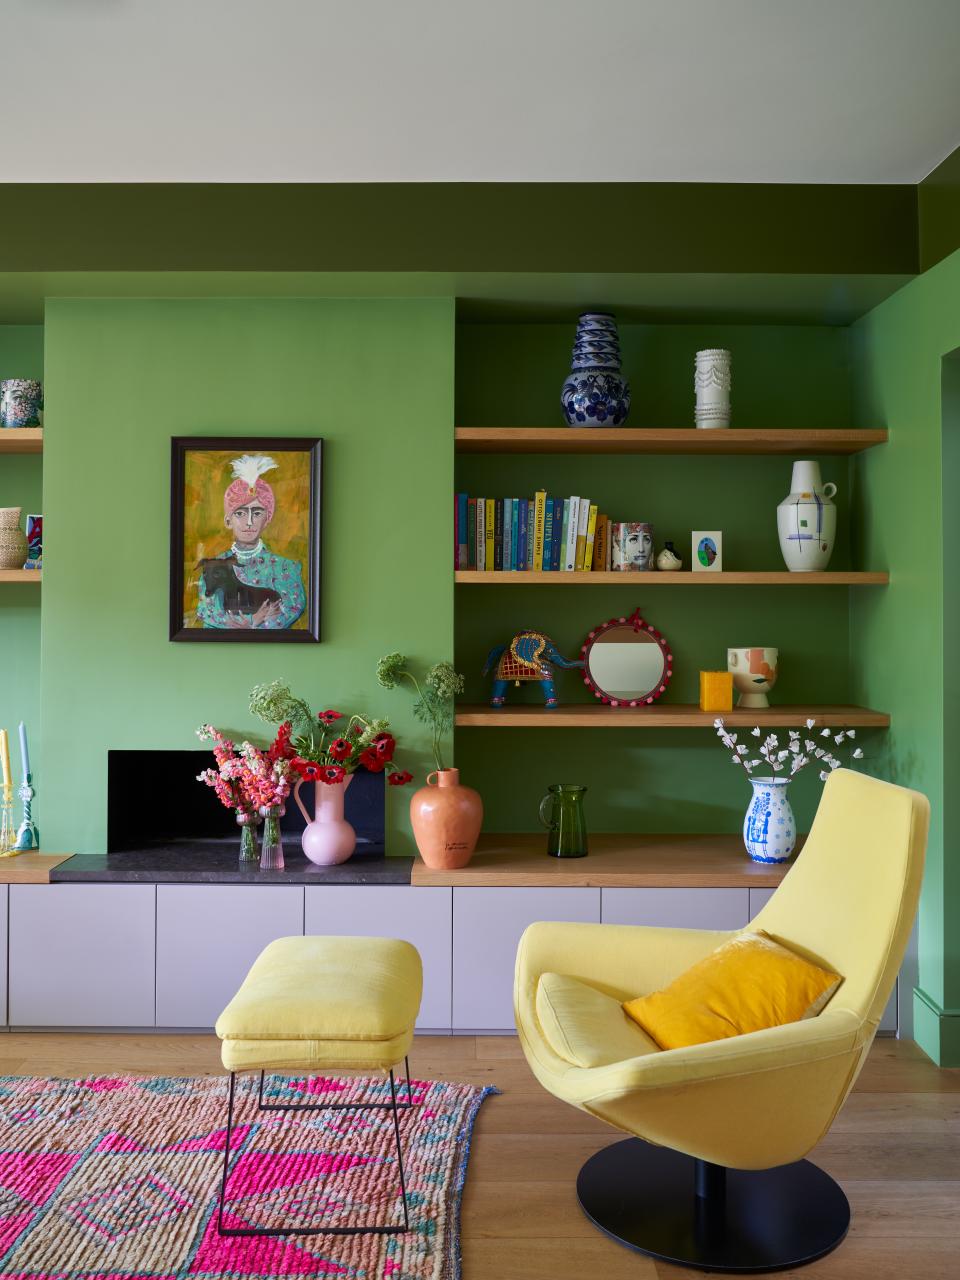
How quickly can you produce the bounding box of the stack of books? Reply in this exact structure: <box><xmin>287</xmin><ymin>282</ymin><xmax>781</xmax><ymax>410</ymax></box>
<box><xmin>454</xmin><ymin>492</ymin><xmax>613</xmax><ymax>572</ymax></box>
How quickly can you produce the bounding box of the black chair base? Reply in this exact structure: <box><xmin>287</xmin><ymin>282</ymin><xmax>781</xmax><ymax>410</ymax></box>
<box><xmin>217</xmin><ymin>1060</ymin><xmax>413</xmax><ymax>1238</ymax></box>
<box><xmin>577</xmin><ymin>1137</ymin><xmax>850</xmax><ymax>1274</ymax></box>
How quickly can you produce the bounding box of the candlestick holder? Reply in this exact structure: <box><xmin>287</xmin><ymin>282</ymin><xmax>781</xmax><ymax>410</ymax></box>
<box><xmin>14</xmin><ymin>774</ymin><xmax>38</xmax><ymax>851</ymax></box>
<box><xmin>0</xmin><ymin>785</ymin><xmax>16</xmax><ymax>857</ymax></box>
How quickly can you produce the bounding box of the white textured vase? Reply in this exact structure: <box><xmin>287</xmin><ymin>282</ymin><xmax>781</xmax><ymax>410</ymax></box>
<box><xmin>777</xmin><ymin>460</ymin><xmax>837</xmax><ymax>571</ymax></box>
<box><xmin>743</xmin><ymin>777</ymin><xmax>796</xmax><ymax>864</ymax></box>
<box><xmin>694</xmin><ymin>348</ymin><xmax>731</xmax><ymax>429</ymax></box>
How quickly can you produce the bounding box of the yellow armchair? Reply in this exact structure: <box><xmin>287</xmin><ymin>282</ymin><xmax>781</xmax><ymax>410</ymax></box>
<box><xmin>514</xmin><ymin>770</ymin><xmax>929</xmax><ymax>1272</ymax></box>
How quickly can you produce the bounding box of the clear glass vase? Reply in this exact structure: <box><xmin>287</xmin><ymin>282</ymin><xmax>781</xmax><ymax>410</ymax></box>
<box><xmin>259</xmin><ymin>805</ymin><xmax>285</xmax><ymax>871</ymax></box>
<box><xmin>236</xmin><ymin>810</ymin><xmax>260</xmax><ymax>862</ymax></box>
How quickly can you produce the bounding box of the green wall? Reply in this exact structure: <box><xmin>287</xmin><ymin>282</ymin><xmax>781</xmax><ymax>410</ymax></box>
<box><xmin>454</xmin><ymin>321</ymin><xmax>876</xmax><ymax>837</ymax></box>
<box><xmin>0</xmin><ymin>326</ymin><xmax>44</xmax><ymax>787</ymax></box>
<box><xmin>40</xmin><ymin>298</ymin><xmax>454</xmax><ymax>854</ymax></box>
<box><xmin>851</xmin><ymin>247</ymin><xmax>960</xmax><ymax>1064</ymax></box>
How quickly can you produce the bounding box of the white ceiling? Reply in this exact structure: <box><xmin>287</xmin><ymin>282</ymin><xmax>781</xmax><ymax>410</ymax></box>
<box><xmin>4</xmin><ymin>0</ymin><xmax>959</xmax><ymax>183</ymax></box>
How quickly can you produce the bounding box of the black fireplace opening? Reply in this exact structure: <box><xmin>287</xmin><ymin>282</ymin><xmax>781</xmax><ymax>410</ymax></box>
<box><xmin>107</xmin><ymin>750</ymin><xmax>385</xmax><ymax>856</ymax></box>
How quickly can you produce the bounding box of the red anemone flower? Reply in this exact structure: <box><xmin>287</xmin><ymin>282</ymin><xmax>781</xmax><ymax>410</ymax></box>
<box><xmin>320</xmin><ymin>764</ymin><xmax>346</xmax><ymax>785</ymax></box>
<box><xmin>388</xmin><ymin>770</ymin><xmax>413</xmax><ymax>786</ymax></box>
<box><xmin>292</xmin><ymin>758</ymin><xmax>321</xmax><ymax>781</ymax></box>
<box><xmin>328</xmin><ymin>737</ymin><xmax>353</xmax><ymax>762</ymax></box>
<box><xmin>372</xmin><ymin>732</ymin><xmax>396</xmax><ymax>762</ymax></box>
<box><xmin>358</xmin><ymin>746</ymin><xmax>386</xmax><ymax>773</ymax></box>
<box><xmin>318</xmin><ymin>710</ymin><xmax>343</xmax><ymax>724</ymax></box>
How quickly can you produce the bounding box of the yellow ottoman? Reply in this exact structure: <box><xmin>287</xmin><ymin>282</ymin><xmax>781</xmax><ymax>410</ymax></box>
<box><xmin>214</xmin><ymin>934</ymin><xmax>423</xmax><ymax>1238</ymax></box>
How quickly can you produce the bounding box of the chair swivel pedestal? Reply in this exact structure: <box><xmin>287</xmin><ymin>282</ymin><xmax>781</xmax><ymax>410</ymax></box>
<box><xmin>577</xmin><ymin>1140</ymin><xmax>850</xmax><ymax>1273</ymax></box>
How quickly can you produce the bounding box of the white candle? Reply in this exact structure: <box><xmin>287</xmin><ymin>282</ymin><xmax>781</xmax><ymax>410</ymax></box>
<box><xmin>0</xmin><ymin>731</ymin><xmax>10</xmax><ymax>791</ymax></box>
<box><xmin>18</xmin><ymin>722</ymin><xmax>29</xmax><ymax>781</ymax></box>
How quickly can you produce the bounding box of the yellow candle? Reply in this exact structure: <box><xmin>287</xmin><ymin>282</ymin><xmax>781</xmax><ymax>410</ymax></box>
<box><xmin>0</xmin><ymin>730</ymin><xmax>10</xmax><ymax>790</ymax></box>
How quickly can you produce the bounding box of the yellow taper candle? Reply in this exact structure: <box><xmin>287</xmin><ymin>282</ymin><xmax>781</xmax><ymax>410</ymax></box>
<box><xmin>0</xmin><ymin>730</ymin><xmax>10</xmax><ymax>790</ymax></box>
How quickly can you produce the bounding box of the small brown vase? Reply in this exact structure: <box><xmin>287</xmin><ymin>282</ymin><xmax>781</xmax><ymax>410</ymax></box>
<box><xmin>409</xmin><ymin>768</ymin><xmax>483</xmax><ymax>870</ymax></box>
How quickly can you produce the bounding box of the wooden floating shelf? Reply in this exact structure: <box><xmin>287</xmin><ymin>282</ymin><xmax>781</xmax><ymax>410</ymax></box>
<box><xmin>455</xmin><ymin>427</ymin><xmax>888</xmax><ymax>455</ymax></box>
<box><xmin>455</xmin><ymin>703</ymin><xmax>890</xmax><ymax>729</ymax></box>
<box><xmin>0</xmin><ymin>428</ymin><xmax>42</xmax><ymax>454</ymax></box>
<box><xmin>455</xmin><ymin>570</ymin><xmax>888</xmax><ymax>586</ymax></box>
<box><xmin>0</xmin><ymin>569</ymin><xmax>41</xmax><ymax>584</ymax></box>
<box><xmin>411</xmin><ymin>834</ymin><xmax>797</xmax><ymax>888</ymax></box>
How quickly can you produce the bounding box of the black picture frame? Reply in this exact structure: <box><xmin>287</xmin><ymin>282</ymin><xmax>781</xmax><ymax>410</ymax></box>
<box><xmin>170</xmin><ymin>435</ymin><xmax>322</xmax><ymax>643</ymax></box>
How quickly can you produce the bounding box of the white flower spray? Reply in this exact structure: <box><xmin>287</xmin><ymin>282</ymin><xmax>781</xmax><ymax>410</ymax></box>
<box><xmin>714</xmin><ymin>716</ymin><xmax>860</xmax><ymax>780</ymax></box>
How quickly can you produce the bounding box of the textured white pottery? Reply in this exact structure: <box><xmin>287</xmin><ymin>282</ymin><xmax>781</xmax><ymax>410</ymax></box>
<box><xmin>777</xmin><ymin>460</ymin><xmax>837</xmax><ymax>571</ymax></box>
<box><xmin>694</xmin><ymin>348</ymin><xmax>731</xmax><ymax>429</ymax></box>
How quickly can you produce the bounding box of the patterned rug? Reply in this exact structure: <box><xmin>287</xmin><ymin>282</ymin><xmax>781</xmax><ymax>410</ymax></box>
<box><xmin>0</xmin><ymin>1072</ymin><xmax>495</xmax><ymax>1279</ymax></box>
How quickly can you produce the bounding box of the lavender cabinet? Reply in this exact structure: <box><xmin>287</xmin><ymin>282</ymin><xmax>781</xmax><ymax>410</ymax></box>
<box><xmin>9</xmin><ymin>884</ymin><xmax>156</xmax><ymax>1027</ymax></box>
<box><xmin>305</xmin><ymin>886</ymin><xmax>452</xmax><ymax>1031</ymax></box>
<box><xmin>0</xmin><ymin>886</ymin><xmax>7</xmax><ymax>1025</ymax></box>
<box><xmin>156</xmin><ymin>885</ymin><xmax>305</xmax><ymax>1028</ymax></box>
<box><xmin>452</xmin><ymin>887</ymin><xmax>601</xmax><ymax>1031</ymax></box>
<box><xmin>602</xmin><ymin>887</ymin><xmax>749</xmax><ymax>931</ymax></box>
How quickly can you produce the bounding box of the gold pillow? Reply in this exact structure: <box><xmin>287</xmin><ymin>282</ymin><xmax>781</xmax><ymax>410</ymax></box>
<box><xmin>622</xmin><ymin>930</ymin><xmax>842</xmax><ymax>1051</ymax></box>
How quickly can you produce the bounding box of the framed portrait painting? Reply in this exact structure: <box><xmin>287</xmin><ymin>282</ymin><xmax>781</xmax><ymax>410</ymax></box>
<box><xmin>170</xmin><ymin>436</ymin><xmax>322</xmax><ymax>642</ymax></box>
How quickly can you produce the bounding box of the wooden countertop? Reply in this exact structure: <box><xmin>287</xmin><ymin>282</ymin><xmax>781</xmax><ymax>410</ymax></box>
<box><xmin>0</xmin><ymin>853</ymin><xmax>73</xmax><ymax>883</ymax></box>
<box><xmin>410</xmin><ymin>833</ymin><xmax>797</xmax><ymax>888</ymax></box>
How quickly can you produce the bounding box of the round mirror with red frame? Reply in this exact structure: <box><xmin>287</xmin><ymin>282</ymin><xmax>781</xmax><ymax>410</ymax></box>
<box><xmin>581</xmin><ymin>607</ymin><xmax>673</xmax><ymax>706</ymax></box>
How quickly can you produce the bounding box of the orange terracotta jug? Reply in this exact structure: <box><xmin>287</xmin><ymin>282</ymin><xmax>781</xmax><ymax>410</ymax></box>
<box><xmin>409</xmin><ymin>768</ymin><xmax>483</xmax><ymax>870</ymax></box>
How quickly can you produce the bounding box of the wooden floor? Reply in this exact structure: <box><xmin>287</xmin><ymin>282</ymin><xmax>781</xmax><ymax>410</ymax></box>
<box><xmin>0</xmin><ymin>1033</ymin><xmax>957</xmax><ymax>1279</ymax></box>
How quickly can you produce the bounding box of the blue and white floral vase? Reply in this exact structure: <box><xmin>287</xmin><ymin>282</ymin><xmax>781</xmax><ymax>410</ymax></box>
<box><xmin>561</xmin><ymin>312</ymin><xmax>630</xmax><ymax>427</ymax></box>
<box><xmin>743</xmin><ymin>776</ymin><xmax>796</xmax><ymax>864</ymax></box>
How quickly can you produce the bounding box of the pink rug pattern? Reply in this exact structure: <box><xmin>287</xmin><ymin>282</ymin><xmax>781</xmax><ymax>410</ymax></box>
<box><xmin>0</xmin><ymin>1073</ymin><xmax>495</xmax><ymax>1279</ymax></box>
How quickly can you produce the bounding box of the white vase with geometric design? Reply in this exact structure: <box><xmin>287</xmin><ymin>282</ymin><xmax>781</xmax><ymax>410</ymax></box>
<box><xmin>777</xmin><ymin>460</ymin><xmax>837</xmax><ymax>571</ymax></box>
<box><xmin>743</xmin><ymin>776</ymin><xmax>796</xmax><ymax>864</ymax></box>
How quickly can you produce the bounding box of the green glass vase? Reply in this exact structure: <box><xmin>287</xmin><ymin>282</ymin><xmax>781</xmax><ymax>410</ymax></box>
<box><xmin>538</xmin><ymin>784</ymin><xmax>588</xmax><ymax>858</ymax></box>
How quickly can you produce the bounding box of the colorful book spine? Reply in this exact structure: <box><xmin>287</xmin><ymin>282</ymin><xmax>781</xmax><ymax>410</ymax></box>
<box><xmin>526</xmin><ymin>500</ymin><xmax>535</xmax><ymax>568</ymax></box>
<box><xmin>551</xmin><ymin>499</ymin><xmax>564</xmax><ymax>570</ymax></box>
<box><xmin>583</xmin><ymin>504</ymin><xmax>599</xmax><ymax>570</ymax></box>
<box><xmin>533</xmin><ymin>489</ymin><xmax>547</xmax><ymax>571</ymax></box>
<box><xmin>494</xmin><ymin>498</ymin><xmax>504</xmax><ymax>571</ymax></box>
<box><xmin>457</xmin><ymin>493</ymin><xmax>468</xmax><ymax>568</ymax></box>
<box><xmin>564</xmin><ymin>495</ymin><xmax>579</xmax><ymax>570</ymax></box>
<box><xmin>517</xmin><ymin>498</ymin><xmax>528</xmax><ymax>568</ymax></box>
<box><xmin>543</xmin><ymin>498</ymin><xmax>554</xmax><ymax>572</ymax></box>
<box><xmin>485</xmin><ymin>498</ymin><xmax>495</xmax><ymax>570</ymax></box>
<box><xmin>575</xmin><ymin>497</ymin><xmax>590</xmax><ymax>570</ymax></box>
<box><xmin>592</xmin><ymin>513</ymin><xmax>607</xmax><ymax>571</ymax></box>
<box><xmin>503</xmin><ymin>498</ymin><xmax>513</xmax><ymax>571</ymax></box>
<box><xmin>559</xmin><ymin>500</ymin><xmax>570</xmax><ymax>571</ymax></box>
<box><xmin>468</xmin><ymin>498</ymin><xmax>477</xmax><ymax>569</ymax></box>
<box><xmin>511</xmin><ymin>499</ymin><xmax>520</xmax><ymax>570</ymax></box>
<box><xmin>478</xmin><ymin>494</ymin><xmax>488</xmax><ymax>570</ymax></box>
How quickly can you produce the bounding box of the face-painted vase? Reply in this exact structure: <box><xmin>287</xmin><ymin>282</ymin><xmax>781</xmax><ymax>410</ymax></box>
<box><xmin>294</xmin><ymin>774</ymin><xmax>357</xmax><ymax>866</ymax></box>
<box><xmin>743</xmin><ymin>776</ymin><xmax>796</xmax><ymax>864</ymax></box>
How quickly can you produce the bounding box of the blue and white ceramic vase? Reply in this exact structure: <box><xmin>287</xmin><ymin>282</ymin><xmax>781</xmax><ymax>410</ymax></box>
<box><xmin>561</xmin><ymin>312</ymin><xmax>630</xmax><ymax>427</ymax></box>
<box><xmin>743</xmin><ymin>776</ymin><xmax>796</xmax><ymax>864</ymax></box>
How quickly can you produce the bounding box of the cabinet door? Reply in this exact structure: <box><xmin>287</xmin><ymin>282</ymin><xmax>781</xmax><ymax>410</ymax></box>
<box><xmin>453</xmin><ymin>887</ymin><xmax>601</xmax><ymax>1032</ymax></box>
<box><xmin>305</xmin><ymin>886</ymin><xmax>452</xmax><ymax>1031</ymax></box>
<box><xmin>602</xmin><ymin>888</ymin><xmax>749</xmax><ymax>930</ymax></box>
<box><xmin>749</xmin><ymin>887</ymin><xmax>777</xmax><ymax>919</ymax></box>
<box><xmin>0</xmin><ymin>885</ymin><xmax>8</xmax><ymax>1025</ymax></box>
<box><xmin>9</xmin><ymin>885</ymin><xmax>156</xmax><ymax>1027</ymax></box>
<box><xmin>156</xmin><ymin>885</ymin><xmax>304</xmax><ymax>1028</ymax></box>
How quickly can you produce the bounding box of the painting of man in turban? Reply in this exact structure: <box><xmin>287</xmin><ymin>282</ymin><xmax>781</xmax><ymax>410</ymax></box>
<box><xmin>170</xmin><ymin>437</ymin><xmax>322</xmax><ymax>643</ymax></box>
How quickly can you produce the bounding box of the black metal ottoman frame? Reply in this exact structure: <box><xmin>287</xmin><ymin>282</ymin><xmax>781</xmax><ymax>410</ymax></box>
<box><xmin>216</xmin><ymin>1057</ymin><xmax>414</xmax><ymax>1238</ymax></box>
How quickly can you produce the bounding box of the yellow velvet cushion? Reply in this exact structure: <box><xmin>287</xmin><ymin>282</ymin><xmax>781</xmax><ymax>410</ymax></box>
<box><xmin>537</xmin><ymin>972</ymin><xmax>660</xmax><ymax>1067</ymax></box>
<box><xmin>216</xmin><ymin>934</ymin><xmax>422</xmax><ymax>1068</ymax></box>
<box><xmin>622</xmin><ymin>930</ymin><xmax>842</xmax><ymax>1051</ymax></box>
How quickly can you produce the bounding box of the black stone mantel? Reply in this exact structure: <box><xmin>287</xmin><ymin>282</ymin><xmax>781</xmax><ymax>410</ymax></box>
<box><xmin>51</xmin><ymin>841</ymin><xmax>413</xmax><ymax>886</ymax></box>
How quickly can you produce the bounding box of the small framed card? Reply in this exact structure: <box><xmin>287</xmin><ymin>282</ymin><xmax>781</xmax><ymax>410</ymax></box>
<box><xmin>692</xmin><ymin>530</ymin><xmax>722</xmax><ymax>572</ymax></box>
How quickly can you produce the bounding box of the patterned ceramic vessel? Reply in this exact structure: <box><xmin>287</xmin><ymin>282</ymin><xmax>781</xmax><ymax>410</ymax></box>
<box><xmin>777</xmin><ymin>460</ymin><xmax>837</xmax><ymax>571</ymax></box>
<box><xmin>0</xmin><ymin>380</ymin><xmax>43</xmax><ymax>428</ymax></box>
<box><xmin>694</xmin><ymin>349</ymin><xmax>731</xmax><ymax>429</ymax></box>
<box><xmin>0</xmin><ymin>507</ymin><xmax>27</xmax><ymax>569</ymax></box>
<box><xmin>743</xmin><ymin>776</ymin><xmax>796</xmax><ymax>863</ymax></box>
<box><xmin>562</xmin><ymin>312</ymin><xmax>630</xmax><ymax>427</ymax></box>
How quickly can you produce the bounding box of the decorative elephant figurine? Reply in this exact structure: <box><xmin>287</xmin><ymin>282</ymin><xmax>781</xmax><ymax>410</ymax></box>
<box><xmin>483</xmin><ymin>629</ymin><xmax>584</xmax><ymax>709</ymax></box>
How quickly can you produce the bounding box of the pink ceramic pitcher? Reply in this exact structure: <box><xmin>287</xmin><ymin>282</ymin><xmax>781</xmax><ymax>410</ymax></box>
<box><xmin>294</xmin><ymin>774</ymin><xmax>357</xmax><ymax>866</ymax></box>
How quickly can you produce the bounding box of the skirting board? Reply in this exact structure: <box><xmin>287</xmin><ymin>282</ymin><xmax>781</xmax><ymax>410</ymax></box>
<box><xmin>913</xmin><ymin>987</ymin><xmax>960</xmax><ymax>1066</ymax></box>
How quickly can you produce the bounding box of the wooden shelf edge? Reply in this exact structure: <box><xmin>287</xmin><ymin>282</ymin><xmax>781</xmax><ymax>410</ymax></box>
<box><xmin>455</xmin><ymin>427</ymin><xmax>888</xmax><ymax>455</ymax></box>
<box><xmin>411</xmin><ymin>834</ymin><xmax>797</xmax><ymax>887</ymax></box>
<box><xmin>0</xmin><ymin>570</ymin><xmax>41</xmax><ymax>583</ymax></box>
<box><xmin>455</xmin><ymin>570</ymin><xmax>888</xmax><ymax>585</ymax></box>
<box><xmin>0</xmin><ymin>427</ymin><xmax>43</xmax><ymax>455</ymax></box>
<box><xmin>455</xmin><ymin>704</ymin><xmax>890</xmax><ymax>728</ymax></box>
<box><xmin>0</xmin><ymin>852</ymin><xmax>72</xmax><ymax>884</ymax></box>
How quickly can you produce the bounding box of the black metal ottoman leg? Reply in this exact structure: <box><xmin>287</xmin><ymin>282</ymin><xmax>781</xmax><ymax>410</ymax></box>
<box><xmin>216</xmin><ymin>1071</ymin><xmax>238</xmax><ymax>1237</ymax></box>
<box><xmin>388</xmin><ymin>1067</ymin><xmax>410</xmax><ymax>1231</ymax></box>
